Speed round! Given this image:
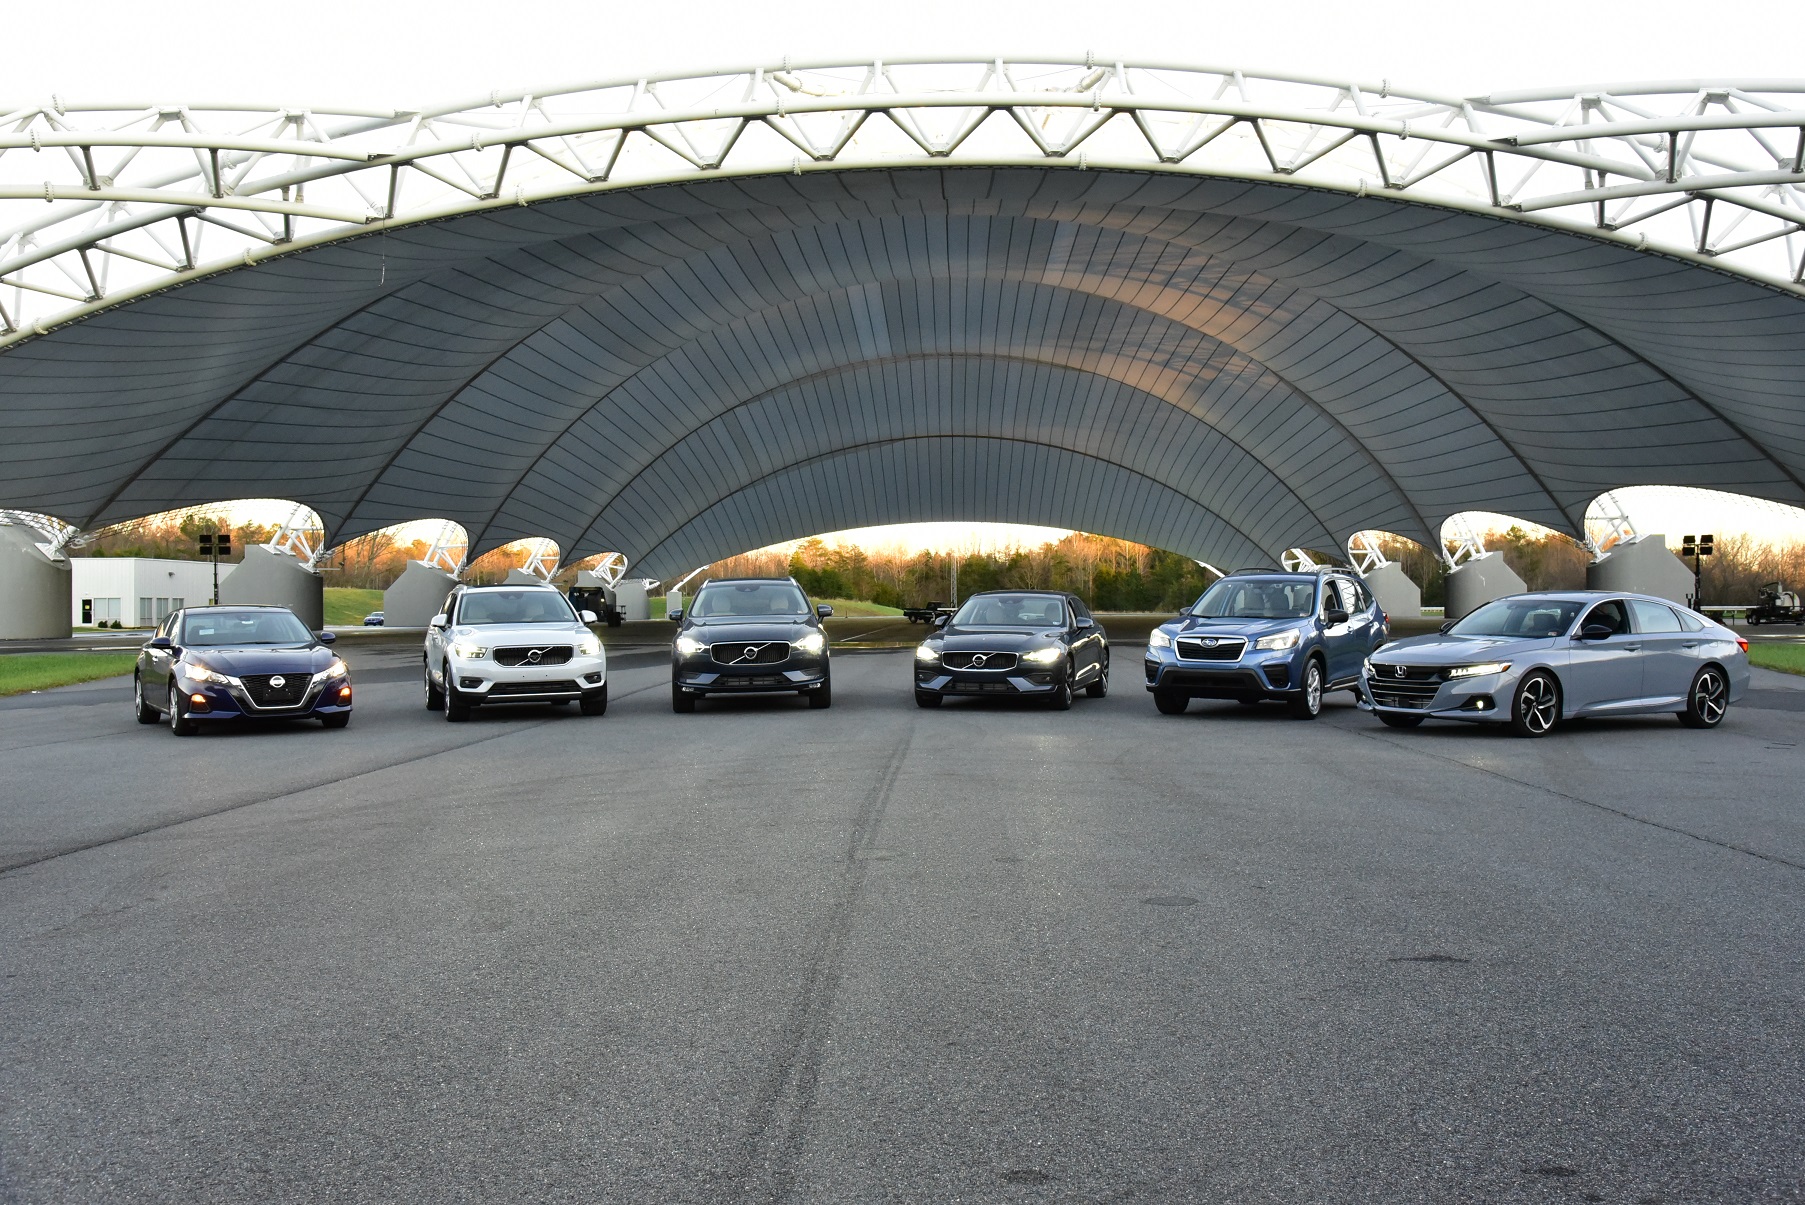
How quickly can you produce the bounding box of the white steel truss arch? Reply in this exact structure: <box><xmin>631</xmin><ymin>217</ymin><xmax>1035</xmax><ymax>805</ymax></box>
<box><xmin>5</xmin><ymin>59</ymin><xmax>1805</xmax><ymax>341</ymax></box>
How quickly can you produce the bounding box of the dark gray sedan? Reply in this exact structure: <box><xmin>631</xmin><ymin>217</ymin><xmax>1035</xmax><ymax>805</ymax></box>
<box><xmin>1358</xmin><ymin>591</ymin><xmax>1749</xmax><ymax>737</ymax></box>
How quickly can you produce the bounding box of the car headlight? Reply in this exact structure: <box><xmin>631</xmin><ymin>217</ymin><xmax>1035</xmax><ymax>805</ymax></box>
<box><xmin>794</xmin><ymin>631</ymin><xmax>827</xmax><ymax>654</ymax></box>
<box><xmin>1022</xmin><ymin>646</ymin><xmax>1064</xmax><ymax>664</ymax></box>
<box><xmin>184</xmin><ymin>664</ymin><xmax>227</xmax><ymax>684</ymax></box>
<box><xmin>1254</xmin><ymin>630</ymin><xmax>1301</xmax><ymax>651</ymax></box>
<box><xmin>915</xmin><ymin>643</ymin><xmax>941</xmax><ymax>663</ymax></box>
<box><xmin>1147</xmin><ymin>629</ymin><xmax>1173</xmax><ymax>650</ymax></box>
<box><xmin>1362</xmin><ymin>658</ymin><xmax>1374</xmax><ymax>677</ymax></box>
<box><xmin>451</xmin><ymin>641</ymin><xmax>488</xmax><ymax>660</ymax></box>
<box><xmin>312</xmin><ymin>658</ymin><xmax>348</xmax><ymax>682</ymax></box>
<box><xmin>675</xmin><ymin>634</ymin><xmax>707</xmax><ymax>656</ymax></box>
<box><xmin>576</xmin><ymin>635</ymin><xmax>601</xmax><ymax>656</ymax></box>
<box><xmin>1447</xmin><ymin>662</ymin><xmax>1511</xmax><ymax>679</ymax></box>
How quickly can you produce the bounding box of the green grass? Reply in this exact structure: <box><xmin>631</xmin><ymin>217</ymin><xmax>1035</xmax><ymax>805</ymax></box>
<box><xmin>815</xmin><ymin>598</ymin><xmax>905</xmax><ymax>617</ymax></box>
<box><xmin>0</xmin><ymin>653</ymin><xmax>138</xmax><ymax>697</ymax></box>
<box><xmin>323</xmin><ymin>587</ymin><xmax>385</xmax><ymax>626</ymax></box>
<box><xmin>1748</xmin><ymin>641</ymin><xmax>1805</xmax><ymax>676</ymax></box>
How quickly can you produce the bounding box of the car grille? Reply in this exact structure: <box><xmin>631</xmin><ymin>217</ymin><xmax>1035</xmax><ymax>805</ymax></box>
<box><xmin>710</xmin><ymin>642</ymin><xmax>790</xmax><ymax>665</ymax></box>
<box><xmin>950</xmin><ymin>681</ymin><xmax>1016</xmax><ymax>693</ymax></box>
<box><xmin>239</xmin><ymin>674</ymin><xmax>310</xmax><ymax>708</ymax></box>
<box><xmin>713</xmin><ymin>674</ymin><xmax>790</xmax><ymax>688</ymax></box>
<box><xmin>489</xmin><ymin>680</ymin><xmax>581</xmax><ymax>696</ymax></box>
<box><xmin>1367</xmin><ymin>664</ymin><xmax>1444</xmax><ymax>709</ymax></box>
<box><xmin>494</xmin><ymin>645</ymin><xmax>573</xmax><ymax>667</ymax></box>
<box><xmin>942</xmin><ymin>651</ymin><xmax>1018</xmax><ymax>670</ymax></box>
<box><xmin>1176</xmin><ymin>637</ymin><xmax>1246</xmax><ymax>661</ymax></box>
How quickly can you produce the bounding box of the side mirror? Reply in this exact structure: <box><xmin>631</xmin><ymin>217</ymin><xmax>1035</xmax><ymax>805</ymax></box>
<box><xmin>147</xmin><ymin>635</ymin><xmax>173</xmax><ymax>650</ymax></box>
<box><xmin>933</xmin><ymin>614</ymin><xmax>949</xmax><ymax>629</ymax></box>
<box><xmin>668</xmin><ymin>609</ymin><xmax>683</xmax><ymax>623</ymax></box>
<box><xmin>316</xmin><ymin>631</ymin><xmax>336</xmax><ymax>645</ymax></box>
<box><xmin>817</xmin><ymin>604</ymin><xmax>834</xmax><ymax>618</ymax></box>
<box><xmin>1576</xmin><ymin>623</ymin><xmax>1615</xmax><ymax>641</ymax></box>
<box><xmin>1323</xmin><ymin>607</ymin><xmax>1350</xmax><ymax>626</ymax></box>
<box><xmin>1438</xmin><ymin>619</ymin><xmax>1456</xmax><ymax>634</ymax></box>
<box><xmin>429</xmin><ymin>613</ymin><xmax>449</xmax><ymax>629</ymax></box>
<box><xmin>1076</xmin><ymin>616</ymin><xmax>1094</xmax><ymax>629</ymax></box>
<box><xmin>579</xmin><ymin>609</ymin><xmax>598</xmax><ymax>624</ymax></box>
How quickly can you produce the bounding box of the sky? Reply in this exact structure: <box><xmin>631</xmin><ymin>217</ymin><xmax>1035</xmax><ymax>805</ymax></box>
<box><xmin>12</xmin><ymin>0</ymin><xmax>1805</xmax><ymax>558</ymax></box>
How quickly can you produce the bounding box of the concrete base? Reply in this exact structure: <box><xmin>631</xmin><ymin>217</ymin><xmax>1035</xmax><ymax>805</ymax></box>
<box><xmin>0</xmin><ymin>526</ymin><xmax>72</xmax><ymax>639</ymax></box>
<box><xmin>1361</xmin><ymin>562</ymin><xmax>1422</xmax><ymax>619</ymax></box>
<box><xmin>219</xmin><ymin>546</ymin><xmax>324</xmax><ymax>629</ymax></box>
<box><xmin>383</xmin><ymin>560</ymin><xmax>459</xmax><ymax>627</ymax></box>
<box><xmin>1444</xmin><ymin>552</ymin><xmax>1528</xmax><ymax>621</ymax></box>
<box><xmin>503</xmin><ymin>568</ymin><xmax>546</xmax><ymax>586</ymax></box>
<box><xmin>1587</xmin><ymin>535</ymin><xmax>1694</xmax><ymax>605</ymax></box>
<box><xmin>615</xmin><ymin>579</ymin><xmax>651</xmax><ymax>622</ymax></box>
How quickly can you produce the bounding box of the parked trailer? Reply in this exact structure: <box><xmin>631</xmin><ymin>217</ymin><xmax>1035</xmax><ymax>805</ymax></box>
<box><xmin>902</xmin><ymin>603</ymin><xmax>952</xmax><ymax>624</ymax></box>
<box><xmin>1747</xmin><ymin>581</ymin><xmax>1805</xmax><ymax>626</ymax></box>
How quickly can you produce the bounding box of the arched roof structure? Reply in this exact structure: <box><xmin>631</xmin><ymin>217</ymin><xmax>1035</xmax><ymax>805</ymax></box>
<box><xmin>3</xmin><ymin>60</ymin><xmax>1804</xmax><ymax>577</ymax></box>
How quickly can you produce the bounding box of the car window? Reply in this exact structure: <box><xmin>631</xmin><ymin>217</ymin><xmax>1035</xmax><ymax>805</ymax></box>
<box><xmin>1449</xmin><ymin>598</ymin><xmax>1584</xmax><ymax>638</ymax></box>
<box><xmin>691</xmin><ymin>582</ymin><xmax>809</xmax><ymax>618</ymax></box>
<box><xmin>1674</xmin><ymin>608</ymin><xmax>1706</xmax><ymax>632</ymax></box>
<box><xmin>1325</xmin><ymin>579</ymin><xmax>1356</xmax><ymax>613</ymax></box>
<box><xmin>456</xmin><ymin>590</ymin><xmax>576</xmax><ymax>626</ymax></box>
<box><xmin>183</xmin><ymin>610</ymin><xmax>313</xmax><ymax>646</ymax></box>
<box><xmin>953</xmin><ymin>595</ymin><xmax>1068</xmax><ymax>627</ymax></box>
<box><xmin>1629</xmin><ymin>599</ymin><xmax>1685</xmax><ymax>633</ymax></box>
<box><xmin>1582</xmin><ymin>599</ymin><xmax>1631</xmax><ymax>636</ymax></box>
<box><xmin>1191</xmin><ymin>579</ymin><xmax>1315</xmax><ymax>619</ymax></box>
<box><xmin>1349</xmin><ymin>578</ymin><xmax>1373</xmax><ymax>611</ymax></box>
<box><xmin>1069</xmin><ymin>596</ymin><xmax>1092</xmax><ymax>622</ymax></box>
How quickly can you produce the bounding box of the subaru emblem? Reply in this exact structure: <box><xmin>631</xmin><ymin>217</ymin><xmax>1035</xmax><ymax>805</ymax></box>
<box><xmin>1203</xmin><ymin>638</ymin><xmax>1217</xmax><ymax>648</ymax></box>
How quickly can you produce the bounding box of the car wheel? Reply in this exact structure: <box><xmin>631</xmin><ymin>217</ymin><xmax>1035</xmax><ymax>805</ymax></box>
<box><xmin>1287</xmin><ymin>657</ymin><xmax>1324</xmax><ymax>720</ymax></box>
<box><xmin>672</xmin><ymin>684</ymin><xmax>696</xmax><ymax>714</ymax></box>
<box><xmin>1049</xmin><ymin>667</ymin><xmax>1074</xmax><ymax>710</ymax></box>
<box><xmin>1677</xmin><ymin>665</ymin><xmax>1729</xmax><ymax>729</ymax></box>
<box><xmin>167</xmin><ymin>683</ymin><xmax>196</xmax><ymax>737</ymax></box>
<box><xmin>423</xmin><ymin>659</ymin><xmax>444</xmax><ymax>711</ymax></box>
<box><xmin>443</xmin><ymin>663</ymin><xmax>470</xmax><ymax>722</ymax></box>
<box><xmin>1509</xmin><ymin>670</ymin><xmax>1560</xmax><ymax>737</ymax></box>
<box><xmin>1153</xmin><ymin>690</ymin><xmax>1188</xmax><ymax>715</ymax></box>
<box><xmin>914</xmin><ymin>690</ymin><xmax>943</xmax><ymax>708</ymax></box>
<box><xmin>134</xmin><ymin>674</ymin><xmax>160</xmax><ymax>724</ymax></box>
<box><xmin>321</xmin><ymin>712</ymin><xmax>351</xmax><ymax>729</ymax></box>
<box><xmin>808</xmin><ymin>677</ymin><xmax>832</xmax><ymax>709</ymax></box>
<box><xmin>580</xmin><ymin>684</ymin><xmax>609</xmax><ymax>716</ymax></box>
<box><xmin>1378</xmin><ymin>712</ymin><xmax>1425</xmax><ymax>729</ymax></box>
<box><xmin>1085</xmin><ymin>654</ymin><xmax>1109</xmax><ymax>698</ymax></box>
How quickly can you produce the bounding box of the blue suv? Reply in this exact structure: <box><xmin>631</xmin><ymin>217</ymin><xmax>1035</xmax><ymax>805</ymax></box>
<box><xmin>1144</xmin><ymin>569</ymin><xmax>1390</xmax><ymax>719</ymax></box>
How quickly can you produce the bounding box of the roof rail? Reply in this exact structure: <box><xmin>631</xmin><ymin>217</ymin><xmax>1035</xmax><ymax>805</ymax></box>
<box><xmin>1230</xmin><ymin>565</ymin><xmax>1284</xmax><ymax>574</ymax></box>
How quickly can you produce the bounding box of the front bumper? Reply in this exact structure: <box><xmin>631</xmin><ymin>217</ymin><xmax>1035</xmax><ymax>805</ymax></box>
<box><xmin>914</xmin><ymin>662</ymin><xmax>1065</xmax><ymax>695</ymax></box>
<box><xmin>674</xmin><ymin>656</ymin><xmax>829</xmax><ymax>694</ymax></box>
<box><xmin>447</xmin><ymin>654</ymin><xmax>607</xmax><ymax>705</ymax></box>
<box><xmin>176</xmin><ymin>673</ymin><xmax>353</xmax><ymax>720</ymax></box>
<box><xmin>1144</xmin><ymin>649</ymin><xmax>1300</xmax><ymax>698</ymax></box>
<box><xmin>1357</xmin><ymin>671</ymin><xmax>1507</xmax><ymax>721</ymax></box>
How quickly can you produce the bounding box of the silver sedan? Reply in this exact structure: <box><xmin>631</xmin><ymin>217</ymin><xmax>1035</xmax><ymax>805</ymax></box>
<box><xmin>1358</xmin><ymin>591</ymin><xmax>1749</xmax><ymax>737</ymax></box>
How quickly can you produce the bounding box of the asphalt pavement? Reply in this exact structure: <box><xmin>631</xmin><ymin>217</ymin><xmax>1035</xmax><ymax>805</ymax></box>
<box><xmin>1</xmin><ymin>642</ymin><xmax>1803</xmax><ymax>1203</ymax></box>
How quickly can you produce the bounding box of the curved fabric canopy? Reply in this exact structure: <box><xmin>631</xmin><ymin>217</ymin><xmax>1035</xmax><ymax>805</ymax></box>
<box><xmin>2</xmin><ymin>167</ymin><xmax>1803</xmax><ymax>577</ymax></box>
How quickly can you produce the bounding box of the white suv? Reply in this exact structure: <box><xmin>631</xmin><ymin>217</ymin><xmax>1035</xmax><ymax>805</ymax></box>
<box><xmin>424</xmin><ymin>584</ymin><xmax>608</xmax><ymax>721</ymax></box>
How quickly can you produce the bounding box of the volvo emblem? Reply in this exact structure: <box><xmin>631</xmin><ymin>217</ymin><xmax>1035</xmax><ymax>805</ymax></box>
<box><xmin>970</xmin><ymin>653</ymin><xmax>989</xmax><ymax>667</ymax></box>
<box><xmin>735</xmin><ymin>643</ymin><xmax>765</xmax><ymax>664</ymax></box>
<box><xmin>269</xmin><ymin>675</ymin><xmax>286</xmax><ymax>688</ymax></box>
<box><xmin>524</xmin><ymin>647</ymin><xmax>546</xmax><ymax>664</ymax></box>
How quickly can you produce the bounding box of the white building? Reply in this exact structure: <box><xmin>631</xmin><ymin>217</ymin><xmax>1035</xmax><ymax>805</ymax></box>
<box><xmin>71</xmin><ymin>558</ymin><xmax>220</xmax><ymax>627</ymax></box>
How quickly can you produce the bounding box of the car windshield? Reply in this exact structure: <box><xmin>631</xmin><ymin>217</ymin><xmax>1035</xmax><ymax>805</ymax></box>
<box><xmin>456</xmin><ymin>590</ymin><xmax>576</xmax><ymax>626</ymax></box>
<box><xmin>951</xmin><ymin>594</ymin><xmax>1067</xmax><ymax>627</ymax></box>
<box><xmin>182</xmin><ymin>610</ymin><xmax>313</xmax><ymax>646</ymax></box>
<box><xmin>692</xmin><ymin>582</ymin><xmax>810</xmax><ymax>617</ymax></box>
<box><xmin>1190</xmin><ymin>578</ymin><xmax>1315</xmax><ymax>619</ymax></box>
<box><xmin>1449</xmin><ymin>598</ymin><xmax>1584</xmax><ymax>638</ymax></box>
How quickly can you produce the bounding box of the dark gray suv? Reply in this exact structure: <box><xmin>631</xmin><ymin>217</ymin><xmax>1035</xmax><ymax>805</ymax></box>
<box><xmin>669</xmin><ymin>578</ymin><xmax>833</xmax><ymax>712</ymax></box>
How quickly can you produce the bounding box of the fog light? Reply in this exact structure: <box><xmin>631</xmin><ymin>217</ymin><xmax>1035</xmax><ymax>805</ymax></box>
<box><xmin>189</xmin><ymin>693</ymin><xmax>207</xmax><ymax>707</ymax></box>
<box><xmin>337</xmin><ymin>685</ymin><xmax>352</xmax><ymax>700</ymax></box>
<box><xmin>460</xmin><ymin>677</ymin><xmax>482</xmax><ymax>689</ymax></box>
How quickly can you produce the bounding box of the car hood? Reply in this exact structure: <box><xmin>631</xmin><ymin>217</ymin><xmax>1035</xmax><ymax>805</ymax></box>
<box><xmin>1373</xmin><ymin>633</ymin><xmax>1555</xmax><ymax>664</ymax></box>
<box><xmin>185</xmin><ymin>644</ymin><xmax>335</xmax><ymax>676</ymax></box>
<box><xmin>449</xmin><ymin>624</ymin><xmax>589</xmax><ymax>646</ymax></box>
<box><xmin>1161</xmin><ymin>615</ymin><xmax>1305</xmax><ymax>639</ymax></box>
<box><xmin>935</xmin><ymin>627</ymin><xmax>1064</xmax><ymax>651</ymax></box>
<box><xmin>682</xmin><ymin>618</ymin><xmax>817</xmax><ymax>644</ymax></box>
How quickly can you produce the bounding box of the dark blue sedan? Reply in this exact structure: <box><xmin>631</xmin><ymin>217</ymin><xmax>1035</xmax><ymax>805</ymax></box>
<box><xmin>134</xmin><ymin>605</ymin><xmax>352</xmax><ymax>735</ymax></box>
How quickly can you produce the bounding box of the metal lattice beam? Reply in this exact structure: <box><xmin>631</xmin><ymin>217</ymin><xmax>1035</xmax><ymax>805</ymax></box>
<box><xmin>5</xmin><ymin>59</ymin><xmax>1805</xmax><ymax>341</ymax></box>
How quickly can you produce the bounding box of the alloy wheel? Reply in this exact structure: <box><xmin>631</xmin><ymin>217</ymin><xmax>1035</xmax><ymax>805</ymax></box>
<box><xmin>1518</xmin><ymin>674</ymin><xmax>1558</xmax><ymax>735</ymax></box>
<box><xmin>1694</xmin><ymin>670</ymin><xmax>1727</xmax><ymax>724</ymax></box>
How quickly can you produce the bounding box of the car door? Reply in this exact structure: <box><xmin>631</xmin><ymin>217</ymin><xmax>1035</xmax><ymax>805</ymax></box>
<box><xmin>143</xmin><ymin>610</ymin><xmax>180</xmax><ymax>696</ymax></box>
<box><xmin>425</xmin><ymin>590</ymin><xmax>454</xmax><ymax>672</ymax></box>
<box><xmin>1319</xmin><ymin>579</ymin><xmax>1361</xmax><ymax>683</ymax></box>
<box><xmin>1628</xmin><ymin>598</ymin><xmax>1695</xmax><ymax>703</ymax></box>
<box><xmin>1335</xmin><ymin>576</ymin><xmax>1379</xmax><ymax>678</ymax></box>
<box><xmin>1068</xmin><ymin>595</ymin><xmax>1102</xmax><ymax>681</ymax></box>
<box><xmin>1563</xmin><ymin>599</ymin><xmax>1643</xmax><ymax>712</ymax></box>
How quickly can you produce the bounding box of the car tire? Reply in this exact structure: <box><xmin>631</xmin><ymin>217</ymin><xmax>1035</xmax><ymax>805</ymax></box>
<box><xmin>443</xmin><ymin>663</ymin><xmax>471</xmax><ymax>722</ymax></box>
<box><xmin>134</xmin><ymin>674</ymin><xmax>161</xmax><ymax>724</ymax></box>
<box><xmin>914</xmin><ymin>690</ymin><xmax>943</xmax><ymax>708</ymax></box>
<box><xmin>1378</xmin><ymin>712</ymin><xmax>1425</xmax><ymax>729</ymax></box>
<box><xmin>167</xmin><ymin>683</ymin><xmax>196</xmax><ymax>737</ymax></box>
<box><xmin>808</xmin><ymin>678</ymin><xmax>832</xmax><ymax>709</ymax></box>
<box><xmin>1049</xmin><ymin>668</ymin><xmax>1074</xmax><ymax>710</ymax></box>
<box><xmin>1287</xmin><ymin>657</ymin><xmax>1324</xmax><ymax>720</ymax></box>
<box><xmin>424</xmin><ymin>659</ymin><xmax>444</xmax><ymax>711</ymax></box>
<box><xmin>672</xmin><ymin>684</ymin><xmax>696</xmax><ymax>713</ymax></box>
<box><xmin>578</xmin><ymin>684</ymin><xmax>608</xmax><ymax>716</ymax></box>
<box><xmin>1677</xmin><ymin>664</ymin><xmax>1729</xmax><ymax>729</ymax></box>
<box><xmin>1085</xmin><ymin>655</ymin><xmax>1109</xmax><ymax>698</ymax></box>
<box><xmin>321</xmin><ymin>712</ymin><xmax>351</xmax><ymax>729</ymax></box>
<box><xmin>1509</xmin><ymin>670</ymin><xmax>1560</xmax><ymax>738</ymax></box>
<box><xmin>1153</xmin><ymin>690</ymin><xmax>1188</xmax><ymax>715</ymax></box>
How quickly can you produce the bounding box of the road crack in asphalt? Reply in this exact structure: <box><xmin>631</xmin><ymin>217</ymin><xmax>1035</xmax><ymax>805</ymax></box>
<box><xmin>726</xmin><ymin>723</ymin><xmax>915</xmax><ymax>1203</ymax></box>
<box><xmin>1344</xmin><ymin>722</ymin><xmax>1805</xmax><ymax>872</ymax></box>
<box><xmin>0</xmin><ymin>677</ymin><xmax>672</xmax><ymax>878</ymax></box>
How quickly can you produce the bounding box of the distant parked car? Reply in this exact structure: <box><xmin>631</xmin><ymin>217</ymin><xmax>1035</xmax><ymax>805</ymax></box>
<box><xmin>913</xmin><ymin>590</ymin><xmax>1107</xmax><ymax>709</ymax></box>
<box><xmin>1144</xmin><ymin>568</ymin><xmax>1388</xmax><ymax>719</ymax></box>
<box><xmin>424</xmin><ymin>584</ymin><xmax>608</xmax><ymax>721</ymax></box>
<box><xmin>1359</xmin><ymin>591</ymin><xmax>1749</xmax><ymax>737</ymax></box>
<box><xmin>363</xmin><ymin>611</ymin><xmax>384</xmax><ymax>626</ymax></box>
<box><xmin>669</xmin><ymin>578</ymin><xmax>832</xmax><ymax>712</ymax></box>
<box><xmin>134</xmin><ymin>605</ymin><xmax>351</xmax><ymax>735</ymax></box>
